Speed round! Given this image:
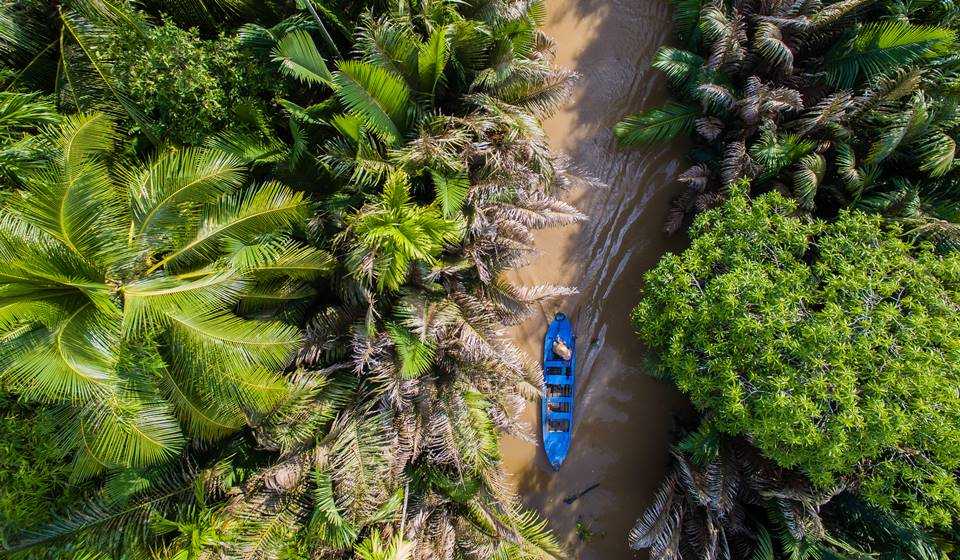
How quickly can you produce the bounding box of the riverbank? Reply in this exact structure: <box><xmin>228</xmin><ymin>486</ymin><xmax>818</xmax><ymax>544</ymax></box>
<box><xmin>501</xmin><ymin>0</ymin><xmax>691</xmax><ymax>557</ymax></box>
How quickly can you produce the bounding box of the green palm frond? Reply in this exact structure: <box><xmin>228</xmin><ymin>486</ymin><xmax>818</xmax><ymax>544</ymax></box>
<box><xmin>0</xmin><ymin>113</ymin><xmax>317</xmax><ymax>474</ymax></box>
<box><xmin>825</xmin><ymin>22</ymin><xmax>955</xmax><ymax>88</ymax></box>
<box><xmin>652</xmin><ymin>47</ymin><xmax>706</xmax><ymax>92</ymax></box>
<box><xmin>157</xmin><ymin>363</ymin><xmax>247</xmax><ymax>439</ymax></box>
<box><xmin>430</xmin><ymin>170</ymin><xmax>470</xmax><ymax>218</ymax></box>
<box><xmin>0</xmin><ymin>92</ymin><xmax>59</xmax><ymax>141</ymax></box>
<box><xmin>355</xmin><ymin>531</ymin><xmax>413</xmax><ymax>560</ymax></box>
<box><xmin>669</xmin><ymin>0</ymin><xmax>703</xmax><ymax>45</ymax></box>
<box><xmin>355</xmin><ymin>16</ymin><xmax>420</xmax><ymax>83</ymax></box>
<box><xmin>0</xmin><ymin>301</ymin><xmax>117</xmax><ymax>401</ymax></box>
<box><xmin>230</xmin><ymin>237</ymin><xmax>334</xmax><ymax>280</ymax></box>
<box><xmin>865</xmin><ymin>103</ymin><xmax>921</xmax><ymax>165</ymax></box>
<box><xmin>750</xmin><ymin>130</ymin><xmax>815</xmax><ymax>179</ymax></box>
<box><xmin>165</xmin><ymin>310</ymin><xmax>300</xmax><ymax>375</ymax></box>
<box><xmin>345</xmin><ymin>171</ymin><xmax>462</xmax><ymax>292</ymax></box>
<box><xmin>121</xmin><ymin>272</ymin><xmax>247</xmax><ymax>334</ymax></box>
<box><xmin>482</xmin><ymin>59</ymin><xmax>576</xmax><ymax>118</ymax></box>
<box><xmin>272</xmin><ymin>29</ymin><xmax>334</xmax><ymax>87</ymax></box>
<box><xmin>418</xmin><ymin>26</ymin><xmax>451</xmax><ymax>95</ymax></box>
<box><xmin>67</xmin><ymin>395</ymin><xmax>184</xmax><ymax>477</ymax></box>
<box><xmin>751</xmin><ymin>525</ymin><xmax>776</xmax><ymax>560</ymax></box>
<box><xmin>333</xmin><ymin>60</ymin><xmax>414</xmax><ymax>145</ymax></box>
<box><xmin>913</xmin><ymin>131</ymin><xmax>956</xmax><ymax>177</ymax></box>
<box><xmin>307</xmin><ymin>469</ymin><xmax>361</xmax><ymax>549</ymax></box>
<box><xmin>613</xmin><ymin>102</ymin><xmax>698</xmax><ymax>146</ymax></box>
<box><xmin>793</xmin><ymin>153</ymin><xmax>826</xmax><ymax>210</ymax></box>
<box><xmin>205</xmin><ymin>128</ymin><xmax>289</xmax><ymax>166</ymax></box>
<box><xmin>490</xmin><ymin>506</ymin><xmax>566</xmax><ymax>560</ymax></box>
<box><xmin>11</xmin><ymin>114</ymin><xmax>125</xmax><ymax>267</ymax></box>
<box><xmin>387</xmin><ymin>322</ymin><xmax>436</xmax><ymax>378</ymax></box>
<box><xmin>151</xmin><ymin>181</ymin><xmax>310</xmax><ymax>273</ymax></box>
<box><xmin>834</xmin><ymin>142</ymin><xmax>865</xmax><ymax>195</ymax></box>
<box><xmin>6</xmin><ymin>460</ymin><xmax>210</xmax><ymax>555</ymax></box>
<box><xmin>128</xmin><ymin>148</ymin><xmax>246</xmax><ymax>241</ymax></box>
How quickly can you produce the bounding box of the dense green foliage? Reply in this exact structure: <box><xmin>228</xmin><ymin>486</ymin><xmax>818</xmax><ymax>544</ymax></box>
<box><xmin>634</xmin><ymin>188</ymin><xmax>960</xmax><ymax>528</ymax></box>
<box><xmin>0</xmin><ymin>113</ymin><xmax>325</xmax><ymax>478</ymax></box>
<box><xmin>0</xmin><ymin>397</ymin><xmax>83</xmax><ymax>545</ymax></box>
<box><xmin>104</xmin><ymin>21</ymin><xmax>277</xmax><ymax>145</ymax></box>
<box><xmin>616</xmin><ymin>0</ymin><xmax>960</xmax><ymax>246</ymax></box>
<box><xmin>0</xmin><ymin>0</ymin><xmax>579</xmax><ymax>558</ymax></box>
<box><xmin>620</xmin><ymin>0</ymin><xmax>960</xmax><ymax>553</ymax></box>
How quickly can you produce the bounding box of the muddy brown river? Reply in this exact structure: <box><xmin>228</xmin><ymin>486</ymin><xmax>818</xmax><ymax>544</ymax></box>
<box><xmin>501</xmin><ymin>0</ymin><xmax>691</xmax><ymax>557</ymax></box>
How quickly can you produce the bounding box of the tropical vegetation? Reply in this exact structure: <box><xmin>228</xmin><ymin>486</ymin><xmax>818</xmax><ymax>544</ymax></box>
<box><xmin>619</xmin><ymin>0</ymin><xmax>960</xmax><ymax>554</ymax></box>
<box><xmin>615</xmin><ymin>0</ymin><xmax>960</xmax><ymax>246</ymax></box>
<box><xmin>0</xmin><ymin>0</ymin><xmax>580</xmax><ymax>558</ymax></box>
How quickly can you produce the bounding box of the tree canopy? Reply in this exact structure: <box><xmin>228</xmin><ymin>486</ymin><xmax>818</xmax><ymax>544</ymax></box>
<box><xmin>633</xmin><ymin>186</ymin><xmax>960</xmax><ymax>528</ymax></box>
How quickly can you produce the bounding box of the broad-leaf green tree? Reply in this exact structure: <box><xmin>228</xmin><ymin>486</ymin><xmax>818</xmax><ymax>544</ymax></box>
<box><xmin>633</xmin><ymin>186</ymin><xmax>960</xmax><ymax>529</ymax></box>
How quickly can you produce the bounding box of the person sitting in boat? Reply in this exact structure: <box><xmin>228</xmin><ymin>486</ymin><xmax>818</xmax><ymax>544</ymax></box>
<box><xmin>552</xmin><ymin>336</ymin><xmax>572</xmax><ymax>361</ymax></box>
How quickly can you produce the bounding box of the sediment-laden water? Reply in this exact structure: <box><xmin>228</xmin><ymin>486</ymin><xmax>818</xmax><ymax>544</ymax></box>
<box><xmin>501</xmin><ymin>0</ymin><xmax>691</xmax><ymax>557</ymax></box>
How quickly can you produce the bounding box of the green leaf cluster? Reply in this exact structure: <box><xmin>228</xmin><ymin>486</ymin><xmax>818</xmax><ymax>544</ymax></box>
<box><xmin>633</xmin><ymin>186</ymin><xmax>960</xmax><ymax>528</ymax></box>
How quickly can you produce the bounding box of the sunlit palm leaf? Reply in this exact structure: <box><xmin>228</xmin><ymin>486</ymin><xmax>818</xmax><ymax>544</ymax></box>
<box><xmin>272</xmin><ymin>29</ymin><xmax>334</xmax><ymax>86</ymax></box>
<box><xmin>825</xmin><ymin>22</ymin><xmax>955</xmax><ymax>88</ymax></box>
<box><xmin>155</xmin><ymin>181</ymin><xmax>309</xmax><ymax>273</ymax></box>
<box><xmin>333</xmin><ymin>60</ymin><xmax>413</xmax><ymax>145</ymax></box>
<box><xmin>614</xmin><ymin>102</ymin><xmax>698</xmax><ymax>146</ymax></box>
<box><xmin>128</xmin><ymin>148</ymin><xmax>245</xmax><ymax>241</ymax></box>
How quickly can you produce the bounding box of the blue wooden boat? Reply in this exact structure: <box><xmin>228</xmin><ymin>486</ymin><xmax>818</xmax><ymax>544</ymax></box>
<box><xmin>541</xmin><ymin>312</ymin><xmax>575</xmax><ymax>470</ymax></box>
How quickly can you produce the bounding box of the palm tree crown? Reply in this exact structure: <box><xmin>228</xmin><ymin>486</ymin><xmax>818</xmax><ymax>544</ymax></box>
<box><xmin>0</xmin><ymin>113</ymin><xmax>332</xmax><ymax>478</ymax></box>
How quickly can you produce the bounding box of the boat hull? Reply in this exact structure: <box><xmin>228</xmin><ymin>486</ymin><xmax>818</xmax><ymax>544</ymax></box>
<box><xmin>541</xmin><ymin>312</ymin><xmax>575</xmax><ymax>470</ymax></box>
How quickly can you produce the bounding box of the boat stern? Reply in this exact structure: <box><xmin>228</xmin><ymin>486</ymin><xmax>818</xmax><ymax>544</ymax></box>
<box><xmin>544</xmin><ymin>432</ymin><xmax>571</xmax><ymax>470</ymax></box>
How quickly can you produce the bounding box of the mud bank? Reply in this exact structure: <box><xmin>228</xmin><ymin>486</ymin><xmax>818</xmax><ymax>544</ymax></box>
<box><xmin>501</xmin><ymin>0</ymin><xmax>692</xmax><ymax>557</ymax></box>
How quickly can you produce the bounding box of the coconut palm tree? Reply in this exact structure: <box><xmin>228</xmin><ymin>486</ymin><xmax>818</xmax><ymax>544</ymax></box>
<box><xmin>0</xmin><ymin>112</ymin><xmax>332</xmax><ymax>481</ymax></box>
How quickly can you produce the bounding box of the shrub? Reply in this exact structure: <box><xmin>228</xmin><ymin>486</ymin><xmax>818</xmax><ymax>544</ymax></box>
<box><xmin>106</xmin><ymin>20</ymin><xmax>277</xmax><ymax>145</ymax></box>
<box><xmin>0</xmin><ymin>396</ymin><xmax>82</xmax><ymax>545</ymax></box>
<box><xmin>633</xmin><ymin>185</ymin><xmax>960</xmax><ymax>528</ymax></box>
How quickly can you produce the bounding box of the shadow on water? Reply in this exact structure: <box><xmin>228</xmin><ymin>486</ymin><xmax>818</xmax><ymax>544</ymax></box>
<box><xmin>500</xmin><ymin>0</ymin><xmax>696</xmax><ymax>558</ymax></box>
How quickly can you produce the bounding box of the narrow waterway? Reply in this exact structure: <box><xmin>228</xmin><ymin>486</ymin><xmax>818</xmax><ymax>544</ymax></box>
<box><xmin>501</xmin><ymin>0</ymin><xmax>691</xmax><ymax>557</ymax></box>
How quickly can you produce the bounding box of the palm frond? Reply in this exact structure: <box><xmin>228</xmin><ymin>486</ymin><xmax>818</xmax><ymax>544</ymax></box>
<box><xmin>333</xmin><ymin>60</ymin><xmax>414</xmax><ymax>145</ymax></box>
<box><xmin>614</xmin><ymin>102</ymin><xmax>698</xmax><ymax>146</ymax></box>
<box><xmin>272</xmin><ymin>29</ymin><xmax>334</xmax><ymax>87</ymax></box>
<box><xmin>793</xmin><ymin>153</ymin><xmax>826</xmax><ymax>209</ymax></box>
<box><xmin>418</xmin><ymin>25</ymin><xmax>451</xmax><ymax>95</ymax></box>
<box><xmin>154</xmin><ymin>181</ymin><xmax>309</xmax><ymax>273</ymax></box>
<box><xmin>825</xmin><ymin>22</ymin><xmax>955</xmax><ymax>88</ymax></box>
<box><xmin>128</xmin><ymin>148</ymin><xmax>246</xmax><ymax>241</ymax></box>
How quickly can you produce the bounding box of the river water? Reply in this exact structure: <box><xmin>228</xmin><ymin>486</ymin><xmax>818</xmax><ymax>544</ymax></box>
<box><xmin>501</xmin><ymin>0</ymin><xmax>691</xmax><ymax>558</ymax></box>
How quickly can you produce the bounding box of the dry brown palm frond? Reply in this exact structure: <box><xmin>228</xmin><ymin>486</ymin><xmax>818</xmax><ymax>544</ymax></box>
<box><xmin>702</xmin><ymin>6</ymin><xmax>748</xmax><ymax>70</ymax></box>
<box><xmin>721</xmin><ymin>140</ymin><xmax>752</xmax><ymax>185</ymax></box>
<box><xmin>664</xmin><ymin>190</ymin><xmax>695</xmax><ymax>235</ymax></box>
<box><xmin>696</xmin><ymin>117</ymin><xmax>725</xmax><ymax>141</ymax></box>
<box><xmin>678</xmin><ymin>164</ymin><xmax>712</xmax><ymax>190</ymax></box>
<box><xmin>795</xmin><ymin>91</ymin><xmax>853</xmax><ymax>133</ymax></box>
<box><xmin>390</xmin><ymin>122</ymin><xmax>473</xmax><ymax>171</ymax></box>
